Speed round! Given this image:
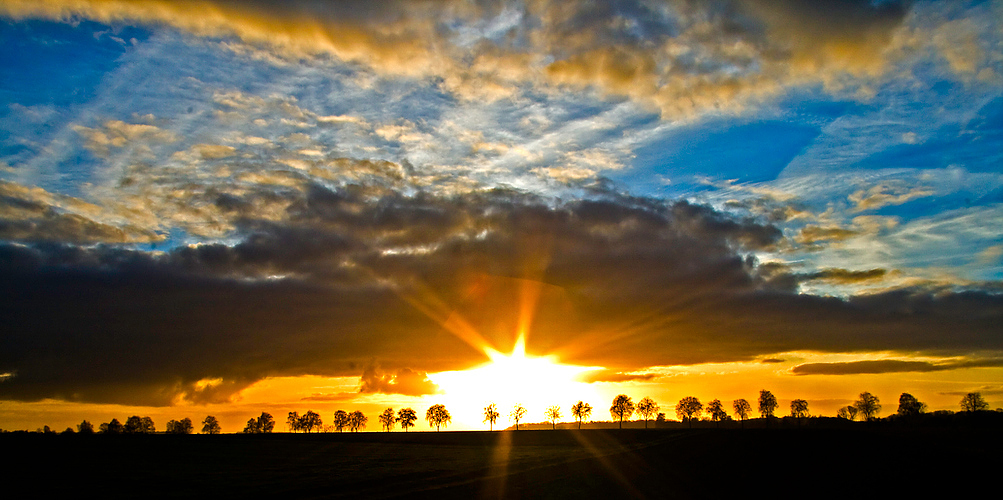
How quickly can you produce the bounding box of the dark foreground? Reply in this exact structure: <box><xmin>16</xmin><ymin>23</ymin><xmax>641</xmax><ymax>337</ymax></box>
<box><xmin>6</xmin><ymin>428</ymin><xmax>999</xmax><ymax>498</ymax></box>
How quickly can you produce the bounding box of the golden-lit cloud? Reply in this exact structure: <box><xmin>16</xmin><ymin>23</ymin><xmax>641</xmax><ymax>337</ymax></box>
<box><xmin>0</xmin><ymin>0</ymin><xmax>916</xmax><ymax>120</ymax></box>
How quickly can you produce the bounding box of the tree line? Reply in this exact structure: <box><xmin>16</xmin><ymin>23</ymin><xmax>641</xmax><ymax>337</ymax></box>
<box><xmin>6</xmin><ymin>391</ymin><xmax>995</xmax><ymax>434</ymax></box>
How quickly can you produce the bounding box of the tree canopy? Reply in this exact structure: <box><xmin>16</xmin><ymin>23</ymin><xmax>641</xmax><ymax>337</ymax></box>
<box><xmin>349</xmin><ymin>410</ymin><xmax>367</xmax><ymax>432</ymax></box>
<box><xmin>379</xmin><ymin>408</ymin><xmax>396</xmax><ymax>432</ymax></box>
<box><xmin>960</xmin><ymin>392</ymin><xmax>989</xmax><ymax>412</ymax></box>
<box><xmin>675</xmin><ymin>396</ymin><xmax>702</xmax><ymax>427</ymax></box>
<box><xmin>610</xmin><ymin>395</ymin><xmax>634</xmax><ymax>429</ymax></box>
<box><xmin>706</xmin><ymin>399</ymin><xmax>728</xmax><ymax>426</ymax></box>
<box><xmin>396</xmin><ymin>408</ymin><xmax>417</xmax><ymax>432</ymax></box>
<box><xmin>77</xmin><ymin>420</ymin><xmax>94</xmax><ymax>434</ymax></box>
<box><xmin>758</xmin><ymin>390</ymin><xmax>778</xmax><ymax>420</ymax></box>
<box><xmin>202</xmin><ymin>415</ymin><xmax>221</xmax><ymax>434</ymax></box>
<box><xmin>732</xmin><ymin>399</ymin><xmax>752</xmax><ymax>425</ymax></box>
<box><xmin>483</xmin><ymin>403</ymin><xmax>500</xmax><ymax>431</ymax></box>
<box><xmin>897</xmin><ymin>393</ymin><xmax>926</xmax><ymax>417</ymax></box>
<box><xmin>545</xmin><ymin>405</ymin><xmax>561</xmax><ymax>430</ymax></box>
<box><xmin>333</xmin><ymin>410</ymin><xmax>350</xmax><ymax>432</ymax></box>
<box><xmin>426</xmin><ymin>404</ymin><xmax>450</xmax><ymax>431</ymax></box>
<box><xmin>571</xmin><ymin>401</ymin><xmax>592</xmax><ymax>430</ymax></box>
<box><xmin>166</xmin><ymin>418</ymin><xmax>194</xmax><ymax>434</ymax></box>
<box><xmin>636</xmin><ymin>397</ymin><xmax>659</xmax><ymax>429</ymax></box>
<box><xmin>510</xmin><ymin>404</ymin><xmax>527</xmax><ymax>430</ymax></box>
<box><xmin>854</xmin><ymin>392</ymin><xmax>881</xmax><ymax>420</ymax></box>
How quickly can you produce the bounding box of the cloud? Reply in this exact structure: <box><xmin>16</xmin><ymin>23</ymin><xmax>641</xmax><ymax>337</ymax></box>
<box><xmin>0</xmin><ymin>0</ymin><xmax>917</xmax><ymax>120</ymax></box>
<box><xmin>801</xmin><ymin>268</ymin><xmax>888</xmax><ymax>285</ymax></box>
<box><xmin>848</xmin><ymin>183</ymin><xmax>934</xmax><ymax>212</ymax></box>
<box><xmin>577</xmin><ymin>369</ymin><xmax>659</xmax><ymax>383</ymax></box>
<box><xmin>358</xmin><ymin>364</ymin><xmax>440</xmax><ymax>396</ymax></box>
<box><xmin>792</xmin><ymin>358</ymin><xmax>1003</xmax><ymax>376</ymax></box>
<box><xmin>1</xmin><ymin>181</ymin><xmax>1002</xmax><ymax>405</ymax></box>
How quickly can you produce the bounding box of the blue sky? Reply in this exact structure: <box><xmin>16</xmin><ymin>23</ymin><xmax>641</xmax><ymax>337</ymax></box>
<box><xmin>1</xmin><ymin>1</ymin><xmax>1002</xmax><ymax>427</ymax></box>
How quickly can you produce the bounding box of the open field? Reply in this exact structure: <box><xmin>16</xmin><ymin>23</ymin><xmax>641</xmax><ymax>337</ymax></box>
<box><xmin>5</xmin><ymin>428</ymin><xmax>999</xmax><ymax>498</ymax></box>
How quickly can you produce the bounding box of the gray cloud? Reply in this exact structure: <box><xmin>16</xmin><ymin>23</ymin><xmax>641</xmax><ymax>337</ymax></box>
<box><xmin>793</xmin><ymin>358</ymin><xmax>1003</xmax><ymax>376</ymax></box>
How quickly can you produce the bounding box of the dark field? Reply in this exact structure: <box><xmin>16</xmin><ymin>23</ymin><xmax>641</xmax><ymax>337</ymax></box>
<box><xmin>6</xmin><ymin>428</ymin><xmax>999</xmax><ymax>498</ymax></box>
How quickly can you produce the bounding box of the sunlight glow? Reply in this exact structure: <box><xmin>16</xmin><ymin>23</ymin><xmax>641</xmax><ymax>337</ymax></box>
<box><xmin>428</xmin><ymin>335</ymin><xmax>602</xmax><ymax>430</ymax></box>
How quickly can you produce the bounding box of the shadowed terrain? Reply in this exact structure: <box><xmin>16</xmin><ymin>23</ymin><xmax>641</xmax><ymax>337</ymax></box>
<box><xmin>5</xmin><ymin>428</ymin><xmax>999</xmax><ymax>498</ymax></box>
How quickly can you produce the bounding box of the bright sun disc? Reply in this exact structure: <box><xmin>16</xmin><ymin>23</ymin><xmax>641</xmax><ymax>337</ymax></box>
<box><xmin>427</xmin><ymin>337</ymin><xmax>602</xmax><ymax>429</ymax></box>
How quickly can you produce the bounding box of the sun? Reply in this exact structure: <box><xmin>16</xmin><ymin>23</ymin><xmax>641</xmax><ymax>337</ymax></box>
<box><xmin>427</xmin><ymin>336</ymin><xmax>602</xmax><ymax>429</ymax></box>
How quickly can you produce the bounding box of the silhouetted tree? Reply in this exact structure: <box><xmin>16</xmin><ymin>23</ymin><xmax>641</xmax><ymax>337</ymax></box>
<box><xmin>636</xmin><ymin>397</ymin><xmax>659</xmax><ymax>429</ymax></box>
<box><xmin>655</xmin><ymin>413</ymin><xmax>666</xmax><ymax>426</ymax></box>
<box><xmin>396</xmin><ymin>408</ymin><xmax>417</xmax><ymax>432</ymax></box>
<box><xmin>854</xmin><ymin>392</ymin><xmax>881</xmax><ymax>420</ymax></box>
<box><xmin>258</xmin><ymin>412</ymin><xmax>275</xmax><ymax>433</ymax></box>
<box><xmin>790</xmin><ymin>399</ymin><xmax>809</xmax><ymax>427</ymax></box>
<box><xmin>610</xmin><ymin>395</ymin><xmax>634</xmax><ymax>429</ymax></box>
<box><xmin>379</xmin><ymin>408</ymin><xmax>395</xmax><ymax>432</ymax></box>
<box><xmin>733</xmin><ymin>399</ymin><xmax>752</xmax><ymax>428</ymax></box>
<box><xmin>426</xmin><ymin>404</ymin><xmax>450</xmax><ymax>431</ymax></box>
<box><xmin>837</xmin><ymin>405</ymin><xmax>858</xmax><ymax>420</ymax></box>
<box><xmin>571</xmin><ymin>401</ymin><xmax>592</xmax><ymax>430</ymax></box>
<box><xmin>333</xmin><ymin>410</ymin><xmax>350</xmax><ymax>432</ymax></box>
<box><xmin>758</xmin><ymin>390</ymin><xmax>778</xmax><ymax>426</ymax></box>
<box><xmin>100</xmin><ymin>419</ymin><xmax>123</xmax><ymax>434</ymax></box>
<box><xmin>300</xmin><ymin>410</ymin><xmax>323</xmax><ymax>433</ymax></box>
<box><xmin>510</xmin><ymin>404</ymin><xmax>527</xmax><ymax>430</ymax></box>
<box><xmin>960</xmin><ymin>392</ymin><xmax>989</xmax><ymax>412</ymax></box>
<box><xmin>287</xmin><ymin>411</ymin><xmax>301</xmax><ymax>432</ymax></box>
<box><xmin>77</xmin><ymin>420</ymin><xmax>94</xmax><ymax>434</ymax></box>
<box><xmin>201</xmin><ymin>416</ymin><xmax>221</xmax><ymax>434</ymax></box>
<box><xmin>124</xmin><ymin>416</ymin><xmax>155</xmax><ymax>434</ymax></box>
<box><xmin>61</xmin><ymin>427</ymin><xmax>74</xmax><ymax>435</ymax></box>
<box><xmin>545</xmin><ymin>405</ymin><xmax>561</xmax><ymax>430</ymax></box>
<box><xmin>897</xmin><ymin>393</ymin><xmax>926</xmax><ymax>417</ymax></box>
<box><xmin>243</xmin><ymin>418</ymin><xmax>261</xmax><ymax>433</ymax></box>
<box><xmin>484</xmin><ymin>403</ymin><xmax>500</xmax><ymax>431</ymax></box>
<box><xmin>349</xmin><ymin>410</ymin><xmax>367</xmax><ymax>432</ymax></box>
<box><xmin>675</xmin><ymin>397</ymin><xmax>702</xmax><ymax>428</ymax></box>
<box><xmin>166</xmin><ymin>418</ymin><xmax>194</xmax><ymax>434</ymax></box>
<box><xmin>706</xmin><ymin>399</ymin><xmax>727</xmax><ymax>427</ymax></box>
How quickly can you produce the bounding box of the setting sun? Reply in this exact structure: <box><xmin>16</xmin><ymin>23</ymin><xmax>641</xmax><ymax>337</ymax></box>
<box><xmin>428</xmin><ymin>336</ymin><xmax>602</xmax><ymax>429</ymax></box>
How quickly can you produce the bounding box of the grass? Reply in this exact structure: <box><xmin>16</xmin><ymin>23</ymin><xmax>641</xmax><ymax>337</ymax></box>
<box><xmin>5</xmin><ymin>427</ymin><xmax>999</xmax><ymax>498</ymax></box>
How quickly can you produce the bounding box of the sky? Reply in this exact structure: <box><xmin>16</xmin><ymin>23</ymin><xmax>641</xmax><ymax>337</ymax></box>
<box><xmin>1</xmin><ymin>0</ymin><xmax>1002</xmax><ymax>432</ymax></box>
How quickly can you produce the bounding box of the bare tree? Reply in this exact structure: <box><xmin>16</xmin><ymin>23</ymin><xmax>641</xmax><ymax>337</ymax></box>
<box><xmin>790</xmin><ymin>399</ymin><xmax>809</xmax><ymax>427</ymax></box>
<box><xmin>483</xmin><ymin>403</ymin><xmax>500</xmax><ymax>431</ymax></box>
<box><xmin>706</xmin><ymin>399</ymin><xmax>727</xmax><ymax>427</ymax></box>
<box><xmin>571</xmin><ymin>401</ymin><xmax>592</xmax><ymax>429</ymax></box>
<box><xmin>610</xmin><ymin>395</ymin><xmax>634</xmax><ymax>429</ymax></box>
<box><xmin>897</xmin><ymin>393</ymin><xmax>926</xmax><ymax>417</ymax></box>
<box><xmin>675</xmin><ymin>397</ymin><xmax>703</xmax><ymax>428</ymax></box>
<box><xmin>333</xmin><ymin>410</ymin><xmax>350</xmax><ymax>432</ymax></box>
<box><xmin>349</xmin><ymin>410</ymin><xmax>367</xmax><ymax>432</ymax></box>
<box><xmin>545</xmin><ymin>405</ymin><xmax>561</xmax><ymax>430</ymax></box>
<box><xmin>758</xmin><ymin>390</ymin><xmax>778</xmax><ymax>426</ymax></box>
<box><xmin>396</xmin><ymin>408</ymin><xmax>417</xmax><ymax>432</ymax></box>
<box><xmin>837</xmin><ymin>405</ymin><xmax>858</xmax><ymax>420</ymax></box>
<box><xmin>960</xmin><ymin>392</ymin><xmax>989</xmax><ymax>412</ymax></box>
<box><xmin>510</xmin><ymin>404</ymin><xmax>527</xmax><ymax>430</ymax></box>
<box><xmin>426</xmin><ymin>404</ymin><xmax>450</xmax><ymax>431</ymax></box>
<box><xmin>733</xmin><ymin>399</ymin><xmax>752</xmax><ymax>428</ymax></box>
<box><xmin>636</xmin><ymin>397</ymin><xmax>659</xmax><ymax>429</ymax></box>
<box><xmin>379</xmin><ymin>408</ymin><xmax>395</xmax><ymax>432</ymax></box>
<box><xmin>854</xmin><ymin>392</ymin><xmax>881</xmax><ymax>420</ymax></box>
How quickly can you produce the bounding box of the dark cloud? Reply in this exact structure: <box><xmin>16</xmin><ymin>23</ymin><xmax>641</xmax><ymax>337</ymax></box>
<box><xmin>760</xmin><ymin>358</ymin><xmax>785</xmax><ymax>364</ymax></box>
<box><xmin>577</xmin><ymin>370</ymin><xmax>659</xmax><ymax>383</ymax></box>
<box><xmin>1</xmin><ymin>183</ymin><xmax>1001</xmax><ymax>406</ymax></box>
<box><xmin>793</xmin><ymin>358</ymin><xmax>1003</xmax><ymax>376</ymax></box>
<box><xmin>802</xmin><ymin>268</ymin><xmax>888</xmax><ymax>284</ymax></box>
<box><xmin>358</xmin><ymin>364</ymin><xmax>440</xmax><ymax>396</ymax></box>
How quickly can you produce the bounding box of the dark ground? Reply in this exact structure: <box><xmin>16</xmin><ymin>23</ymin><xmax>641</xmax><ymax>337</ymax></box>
<box><xmin>5</xmin><ymin>427</ymin><xmax>999</xmax><ymax>498</ymax></box>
